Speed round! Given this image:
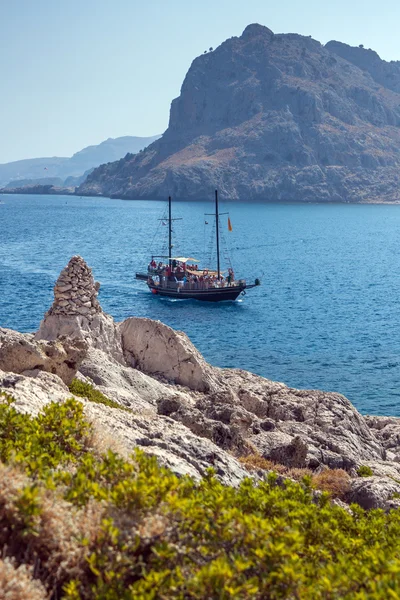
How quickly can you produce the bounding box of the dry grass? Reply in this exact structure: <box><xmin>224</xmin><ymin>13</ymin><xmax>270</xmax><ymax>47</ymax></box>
<box><xmin>286</xmin><ymin>467</ymin><xmax>313</xmax><ymax>481</ymax></box>
<box><xmin>239</xmin><ymin>453</ymin><xmax>313</xmax><ymax>479</ymax></box>
<box><xmin>239</xmin><ymin>453</ymin><xmax>285</xmax><ymax>473</ymax></box>
<box><xmin>239</xmin><ymin>453</ymin><xmax>351</xmax><ymax>498</ymax></box>
<box><xmin>0</xmin><ymin>559</ymin><xmax>48</xmax><ymax>600</ymax></box>
<box><xmin>312</xmin><ymin>469</ymin><xmax>351</xmax><ymax>500</ymax></box>
<box><xmin>87</xmin><ymin>416</ymin><xmax>131</xmax><ymax>458</ymax></box>
<box><xmin>0</xmin><ymin>462</ymin><xmax>105</xmax><ymax>596</ymax></box>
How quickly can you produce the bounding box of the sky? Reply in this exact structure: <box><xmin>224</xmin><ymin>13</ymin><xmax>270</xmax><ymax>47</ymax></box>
<box><xmin>2</xmin><ymin>0</ymin><xmax>400</xmax><ymax>163</ymax></box>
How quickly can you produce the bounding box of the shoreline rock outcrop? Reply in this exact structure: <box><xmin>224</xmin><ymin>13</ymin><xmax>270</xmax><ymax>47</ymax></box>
<box><xmin>35</xmin><ymin>256</ymin><xmax>124</xmax><ymax>363</ymax></box>
<box><xmin>3</xmin><ymin>255</ymin><xmax>400</xmax><ymax>507</ymax></box>
<box><xmin>0</xmin><ymin>328</ymin><xmax>87</xmax><ymax>386</ymax></box>
<box><xmin>119</xmin><ymin>317</ymin><xmax>220</xmax><ymax>392</ymax></box>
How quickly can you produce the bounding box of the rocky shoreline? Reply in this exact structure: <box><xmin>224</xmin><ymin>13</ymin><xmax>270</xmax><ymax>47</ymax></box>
<box><xmin>5</xmin><ymin>187</ymin><xmax>400</xmax><ymax>205</ymax></box>
<box><xmin>0</xmin><ymin>184</ymin><xmax>75</xmax><ymax>196</ymax></box>
<box><xmin>2</xmin><ymin>255</ymin><xmax>400</xmax><ymax>509</ymax></box>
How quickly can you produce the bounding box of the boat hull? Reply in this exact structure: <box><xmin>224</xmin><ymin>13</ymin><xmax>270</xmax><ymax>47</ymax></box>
<box><xmin>148</xmin><ymin>283</ymin><xmax>244</xmax><ymax>302</ymax></box>
<box><xmin>135</xmin><ymin>272</ymin><xmax>149</xmax><ymax>281</ymax></box>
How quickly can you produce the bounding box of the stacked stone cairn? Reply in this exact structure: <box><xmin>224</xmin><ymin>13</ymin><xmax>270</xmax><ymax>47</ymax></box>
<box><xmin>47</xmin><ymin>256</ymin><xmax>102</xmax><ymax>320</ymax></box>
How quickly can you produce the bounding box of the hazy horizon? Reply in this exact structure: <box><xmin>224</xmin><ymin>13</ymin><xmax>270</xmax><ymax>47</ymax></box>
<box><xmin>0</xmin><ymin>134</ymin><xmax>161</xmax><ymax>165</ymax></box>
<box><xmin>2</xmin><ymin>0</ymin><xmax>400</xmax><ymax>163</ymax></box>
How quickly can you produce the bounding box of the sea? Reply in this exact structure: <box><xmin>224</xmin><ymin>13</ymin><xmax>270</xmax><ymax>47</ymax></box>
<box><xmin>1</xmin><ymin>193</ymin><xmax>400</xmax><ymax>417</ymax></box>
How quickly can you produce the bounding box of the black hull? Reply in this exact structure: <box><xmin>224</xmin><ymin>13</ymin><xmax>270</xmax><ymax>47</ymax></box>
<box><xmin>148</xmin><ymin>284</ymin><xmax>244</xmax><ymax>302</ymax></box>
<box><xmin>136</xmin><ymin>272</ymin><xmax>149</xmax><ymax>281</ymax></box>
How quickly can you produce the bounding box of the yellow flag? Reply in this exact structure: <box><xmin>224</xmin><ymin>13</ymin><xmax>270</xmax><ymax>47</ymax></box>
<box><xmin>228</xmin><ymin>217</ymin><xmax>233</xmax><ymax>232</ymax></box>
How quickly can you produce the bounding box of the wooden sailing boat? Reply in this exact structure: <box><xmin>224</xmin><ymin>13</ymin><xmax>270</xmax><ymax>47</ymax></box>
<box><xmin>135</xmin><ymin>190</ymin><xmax>260</xmax><ymax>302</ymax></box>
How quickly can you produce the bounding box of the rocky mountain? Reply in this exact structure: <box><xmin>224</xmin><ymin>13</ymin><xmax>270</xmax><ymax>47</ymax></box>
<box><xmin>2</xmin><ymin>254</ymin><xmax>400</xmax><ymax>511</ymax></box>
<box><xmin>0</xmin><ymin>135</ymin><xmax>160</xmax><ymax>188</ymax></box>
<box><xmin>79</xmin><ymin>24</ymin><xmax>400</xmax><ymax>202</ymax></box>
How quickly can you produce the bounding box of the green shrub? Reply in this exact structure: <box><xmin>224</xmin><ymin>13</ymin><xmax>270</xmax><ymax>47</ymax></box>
<box><xmin>69</xmin><ymin>378</ymin><xmax>128</xmax><ymax>410</ymax></box>
<box><xmin>357</xmin><ymin>465</ymin><xmax>374</xmax><ymax>477</ymax></box>
<box><xmin>3</xmin><ymin>395</ymin><xmax>400</xmax><ymax>598</ymax></box>
<box><xmin>0</xmin><ymin>393</ymin><xmax>90</xmax><ymax>474</ymax></box>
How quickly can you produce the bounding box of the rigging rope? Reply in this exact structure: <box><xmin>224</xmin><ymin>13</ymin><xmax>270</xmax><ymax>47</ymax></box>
<box><xmin>147</xmin><ymin>205</ymin><xmax>168</xmax><ymax>256</ymax></box>
<box><xmin>219</xmin><ymin>224</ymin><xmax>233</xmax><ymax>271</ymax></box>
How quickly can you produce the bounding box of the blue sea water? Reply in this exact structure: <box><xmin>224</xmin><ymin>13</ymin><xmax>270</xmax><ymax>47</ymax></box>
<box><xmin>1</xmin><ymin>193</ymin><xmax>400</xmax><ymax>416</ymax></box>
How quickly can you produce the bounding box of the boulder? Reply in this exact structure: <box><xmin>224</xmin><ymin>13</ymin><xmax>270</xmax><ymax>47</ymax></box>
<box><xmin>78</xmin><ymin>347</ymin><xmax>193</xmax><ymax>414</ymax></box>
<box><xmin>347</xmin><ymin>477</ymin><xmax>400</xmax><ymax>510</ymax></box>
<box><xmin>119</xmin><ymin>317</ymin><xmax>220</xmax><ymax>392</ymax></box>
<box><xmin>364</xmin><ymin>414</ymin><xmax>400</xmax><ymax>455</ymax></box>
<box><xmin>0</xmin><ymin>328</ymin><xmax>87</xmax><ymax>385</ymax></box>
<box><xmin>268</xmin><ymin>436</ymin><xmax>308</xmax><ymax>468</ymax></box>
<box><xmin>0</xmin><ymin>369</ymin><xmax>74</xmax><ymax>414</ymax></box>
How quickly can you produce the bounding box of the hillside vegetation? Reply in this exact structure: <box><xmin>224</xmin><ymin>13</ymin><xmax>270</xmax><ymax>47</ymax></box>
<box><xmin>2</xmin><ymin>394</ymin><xmax>400</xmax><ymax>599</ymax></box>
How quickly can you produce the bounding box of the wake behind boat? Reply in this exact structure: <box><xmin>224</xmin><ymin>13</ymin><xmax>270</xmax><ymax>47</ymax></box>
<box><xmin>135</xmin><ymin>191</ymin><xmax>260</xmax><ymax>302</ymax></box>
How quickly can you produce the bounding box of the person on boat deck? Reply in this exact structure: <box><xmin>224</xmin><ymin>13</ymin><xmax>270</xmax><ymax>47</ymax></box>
<box><xmin>157</xmin><ymin>261</ymin><xmax>163</xmax><ymax>271</ymax></box>
<box><xmin>150</xmin><ymin>259</ymin><xmax>157</xmax><ymax>269</ymax></box>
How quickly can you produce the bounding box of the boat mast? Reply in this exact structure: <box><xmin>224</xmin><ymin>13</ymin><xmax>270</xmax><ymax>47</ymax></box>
<box><xmin>215</xmin><ymin>189</ymin><xmax>220</xmax><ymax>279</ymax></box>
<box><xmin>168</xmin><ymin>195</ymin><xmax>172</xmax><ymax>267</ymax></box>
<box><xmin>205</xmin><ymin>190</ymin><xmax>227</xmax><ymax>278</ymax></box>
<box><xmin>162</xmin><ymin>196</ymin><xmax>181</xmax><ymax>268</ymax></box>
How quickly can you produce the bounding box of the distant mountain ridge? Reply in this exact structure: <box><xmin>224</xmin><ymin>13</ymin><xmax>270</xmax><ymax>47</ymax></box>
<box><xmin>78</xmin><ymin>25</ymin><xmax>400</xmax><ymax>202</ymax></box>
<box><xmin>0</xmin><ymin>135</ymin><xmax>160</xmax><ymax>188</ymax></box>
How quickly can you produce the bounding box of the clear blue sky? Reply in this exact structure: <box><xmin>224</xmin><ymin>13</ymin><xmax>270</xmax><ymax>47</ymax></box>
<box><xmin>1</xmin><ymin>0</ymin><xmax>400</xmax><ymax>163</ymax></box>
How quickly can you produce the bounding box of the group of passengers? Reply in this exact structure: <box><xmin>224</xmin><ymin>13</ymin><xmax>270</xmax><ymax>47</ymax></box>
<box><xmin>147</xmin><ymin>258</ymin><xmax>236</xmax><ymax>289</ymax></box>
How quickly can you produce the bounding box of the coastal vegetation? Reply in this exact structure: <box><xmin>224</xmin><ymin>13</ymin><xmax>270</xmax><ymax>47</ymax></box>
<box><xmin>239</xmin><ymin>453</ymin><xmax>351</xmax><ymax>500</ymax></box>
<box><xmin>69</xmin><ymin>378</ymin><xmax>128</xmax><ymax>411</ymax></box>
<box><xmin>357</xmin><ymin>465</ymin><xmax>374</xmax><ymax>477</ymax></box>
<box><xmin>2</xmin><ymin>395</ymin><xmax>400</xmax><ymax>599</ymax></box>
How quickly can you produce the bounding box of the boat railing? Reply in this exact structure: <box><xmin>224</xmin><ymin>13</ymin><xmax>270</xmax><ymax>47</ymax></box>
<box><xmin>148</xmin><ymin>278</ymin><xmax>245</xmax><ymax>291</ymax></box>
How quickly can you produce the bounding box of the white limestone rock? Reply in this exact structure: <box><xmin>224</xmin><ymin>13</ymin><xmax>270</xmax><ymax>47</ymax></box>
<box><xmin>0</xmin><ymin>327</ymin><xmax>87</xmax><ymax>385</ymax></box>
<box><xmin>119</xmin><ymin>317</ymin><xmax>220</xmax><ymax>392</ymax></box>
<box><xmin>0</xmin><ymin>369</ymin><xmax>74</xmax><ymax>414</ymax></box>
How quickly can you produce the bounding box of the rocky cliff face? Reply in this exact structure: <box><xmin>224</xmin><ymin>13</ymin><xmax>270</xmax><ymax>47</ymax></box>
<box><xmin>78</xmin><ymin>24</ymin><xmax>400</xmax><ymax>202</ymax></box>
<box><xmin>2</xmin><ymin>256</ymin><xmax>400</xmax><ymax>509</ymax></box>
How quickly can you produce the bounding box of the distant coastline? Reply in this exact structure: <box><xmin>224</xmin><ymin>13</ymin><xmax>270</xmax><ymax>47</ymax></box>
<box><xmin>0</xmin><ymin>184</ymin><xmax>75</xmax><ymax>196</ymax></box>
<box><xmin>3</xmin><ymin>188</ymin><xmax>400</xmax><ymax>204</ymax></box>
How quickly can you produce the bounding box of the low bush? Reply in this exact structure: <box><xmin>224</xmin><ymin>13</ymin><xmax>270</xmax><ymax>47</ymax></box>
<box><xmin>69</xmin><ymin>379</ymin><xmax>128</xmax><ymax>411</ymax></box>
<box><xmin>239</xmin><ymin>453</ymin><xmax>282</xmax><ymax>472</ymax></box>
<box><xmin>2</xmin><ymin>396</ymin><xmax>400</xmax><ymax>598</ymax></box>
<box><xmin>312</xmin><ymin>468</ymin><xmax>351</xmax><ymax>500</ymax></box>
<box><xmin>357</xmin><ymin>465</ymin><xmax>374</xmax><ymax>477</ymax></box>
<box><xmin>0</xmin><ymin>393</ymin><xmax>90</xmax><ymax>474</ymax></box>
